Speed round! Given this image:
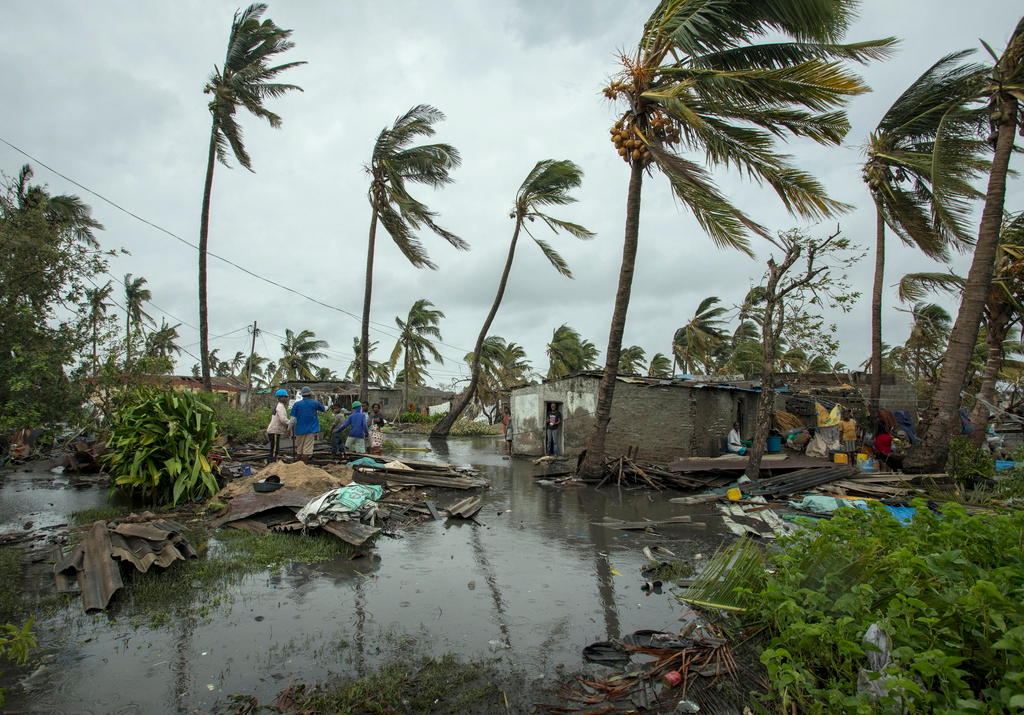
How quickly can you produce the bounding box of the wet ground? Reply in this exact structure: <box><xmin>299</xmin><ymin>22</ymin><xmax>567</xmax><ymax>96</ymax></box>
<box><xmin>0</xmin><ymin>436</ymin><xmax>734</xmax><ymax>713</ymax></box>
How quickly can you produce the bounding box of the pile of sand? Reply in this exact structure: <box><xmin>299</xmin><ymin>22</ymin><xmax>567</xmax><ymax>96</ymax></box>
<box><xmin>216</xmin><ymin>460</ymin><xmax>353</xmax><ymax>500</ymax></box>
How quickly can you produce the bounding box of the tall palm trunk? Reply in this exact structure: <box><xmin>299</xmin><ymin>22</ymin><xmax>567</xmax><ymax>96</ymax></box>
<box><xmin>125</xmin><ymin>311</ymin><xmax>131</xmax><ymax>368</ymax></box>
<box><xmin>403</xmin><ymin>349</ymin><xmax>409</xmax><ymax>416</ymax></box>
<box><xmin>431</xmin><ymin>220</ymin><xmax>523</xmax><ymax>437</ymax></box>
<box><xmin>198</xmin><ymin>123</ymin><xmax>218</xmax><ymax>392</ymax></box>
<box><xmin>869</xmin><ymin>202</ymin><xmax>885</xmax><ymax>416</ymax></box>
<box><xmin>910</xmin><ymin>94</ymin><xmax>1019</xmax><ymax>471</ymax></box>
<box><xmin>968</xmin><ymin>305</ymin><xmax>1012</xmax><ymax>445</ymax></box>
<box><xmin>580</xmin><ymin>161</ymin><xmax>643</xmax><ymax>476</ymax></box>
<box><xmin>359</xmin><ymin>207</ymin><xmax>378</xmax><ymax>404</ymax></box>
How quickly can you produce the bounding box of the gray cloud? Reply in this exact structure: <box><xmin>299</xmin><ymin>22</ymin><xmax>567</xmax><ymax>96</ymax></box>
<box><xmin>1</xmin><ymin>0</ymin><xmax>1021</xmax><ymax>383</ymax></box>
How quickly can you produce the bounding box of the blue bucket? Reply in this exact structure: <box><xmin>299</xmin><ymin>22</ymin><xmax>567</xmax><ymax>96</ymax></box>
<box><xmin>766</xmin><ymin>435</ymin><xmax>782</xmax><ymax>453</ymax></box>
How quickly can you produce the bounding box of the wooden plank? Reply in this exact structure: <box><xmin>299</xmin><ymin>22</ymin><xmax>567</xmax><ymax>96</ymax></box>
<box><xmin>594</xmin><ymin>516</ymin><xmax>694</xmax><ymax>530</ymax></box>
<box><xmin>322</xmin><ymin>520</ymin><xmax>380</xmax><ymax>546</ymax></box>
<box><xmin>424</xmin><ymin>500</ymin><xmax>441</xmax><ymax>521</ymax></box>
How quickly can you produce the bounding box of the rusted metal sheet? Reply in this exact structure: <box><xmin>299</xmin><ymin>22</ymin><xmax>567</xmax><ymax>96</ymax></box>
<box><xmin>210</xmin><ymin>489</ymin><xmax>310</xmax><ymax>528</ymax></box>
<box><xmin>78</xmin><ymin>522</ymin><xmax>123</xmax><ymax>612</ymax></box>
<box><xmin>322</xmin><ymin>520</ymin><xmax>380</xmax><ymax>546</ymax></box>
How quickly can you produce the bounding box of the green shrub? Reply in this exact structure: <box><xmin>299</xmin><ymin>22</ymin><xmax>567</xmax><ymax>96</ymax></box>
<box><xmin>398</xmin><ymin>410</ymin><xmax>445</xmax><ymax>424</ymax></box>
<box><xmin>946</xmin><ymin>435</ymin><xmax>995</xmax><ymax>483</ymax></box>
<box><xmin>196</xmin><ymin>394</ymin><xmax>267</xmax><ymax>443</ymax></box>
<box><xmin>0</xmin><ymin>620</ymin><xmax>35</xmax><ymax>705</ymax></box>
<box><xmin>103</xmin><ymin>387</ymin><xmax>218</xmax><ymax>505</ymax></box>
<box><xmin>732</xmin><ymin>502</ymin><xmax>1024</xmax><ymax>713</ymax></box>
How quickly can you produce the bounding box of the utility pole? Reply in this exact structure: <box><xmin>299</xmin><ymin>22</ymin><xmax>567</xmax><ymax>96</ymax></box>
<box><xmin>245</xmin><ymin>320</ymin><xmax>259</xmax><ymax>410</ymax></box>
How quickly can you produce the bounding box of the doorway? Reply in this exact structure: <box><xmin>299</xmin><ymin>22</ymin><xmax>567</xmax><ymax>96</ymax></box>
<box><xmin>543</xmin><ymin>400</ymin><xmax>564</xmax><ymax>455</ymax></box>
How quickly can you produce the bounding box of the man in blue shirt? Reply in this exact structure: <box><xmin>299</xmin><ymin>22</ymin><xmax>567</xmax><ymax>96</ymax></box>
<box><xmin>290</xmin><ymin>386</ymin><xmax>326</xmax><ymax>462</ymax></box>
<box><xmin>340</xmin><ymin>401</ymin><xmax>370</xmax><ymax>454</ymax></box>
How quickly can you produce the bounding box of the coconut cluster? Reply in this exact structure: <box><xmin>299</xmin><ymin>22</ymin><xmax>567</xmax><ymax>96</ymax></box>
<box><xmin>609</xmin><ymin>113</ymin><xmax>682</xmax><ymax>166</ymax></box>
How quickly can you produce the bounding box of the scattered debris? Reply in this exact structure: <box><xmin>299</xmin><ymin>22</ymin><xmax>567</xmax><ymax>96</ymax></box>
<box><xmin>446</xmin><ymin>495</ymin><xmax>483</xmax><ymax>520</ymax></box>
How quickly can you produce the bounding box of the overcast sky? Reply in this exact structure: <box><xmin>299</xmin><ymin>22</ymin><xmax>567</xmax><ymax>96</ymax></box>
<box><xmin>3</xmin><ymin>1</ymin><xmax>1022</xmax><ymax>387</ymax></box>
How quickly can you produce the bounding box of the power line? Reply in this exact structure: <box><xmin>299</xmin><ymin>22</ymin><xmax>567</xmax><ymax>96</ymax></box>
<box><xmin>0</xmin><ymin>136</ymin><xmax>475</xmax><ymax>355</ymax></box>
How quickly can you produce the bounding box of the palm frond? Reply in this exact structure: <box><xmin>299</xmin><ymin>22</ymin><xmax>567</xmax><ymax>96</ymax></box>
<box><xmin>897</xmin><ymin>271</ymin><xmax>966</xmax><ymax>303</ymax></box>
<box><xmin>530</xmin><ymin>236</ymin><xmax>573</xmax><ymax>278</ymax></box>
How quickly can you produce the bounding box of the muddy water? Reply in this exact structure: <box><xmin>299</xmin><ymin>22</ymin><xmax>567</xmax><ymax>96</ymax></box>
<box><xmin>2</xmin><ymin>437</ymin><xmax>732</xmax><ymax>714</ymax></box>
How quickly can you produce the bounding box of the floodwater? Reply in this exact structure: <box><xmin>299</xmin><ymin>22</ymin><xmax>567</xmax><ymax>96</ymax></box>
<box><xmin>0</xmin><ymin>436</ymin><xmax>734</xmax><ymax>713</ymax></box>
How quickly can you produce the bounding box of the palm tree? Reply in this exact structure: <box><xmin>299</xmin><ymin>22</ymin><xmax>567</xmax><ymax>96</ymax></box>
<box><xmin>618</xmin><ymin>346</ymin><xmax>646</xmax><ymax>376</ymax></box>
<box><xmin>345</xmin><ymin>337</ymin><xmax>392</xmax><ymax>386</ymax></box>
<box><xmin>579</xmin><ymin>1</ymin><xmax>894</xmax><ymax>476</ymax></box>
<box><xmin>278</xmin><ymin>328</ymin><xmax>328</xmax><ymax>381</ymax></box>
<box><xmin>313</xmin><ymin>366</ymin><xmax>337</xmax><ymax>380</ymax></box>
<box><xmin>84</xmin><ymin>281</ymin><xmax>113</xmax><ymax>374</ymax></box>
<box><xmin>547</xmin><ymin>324</ymin><xmax>599</xmax><ymax>379</ymax></box>
<box><xmin>431</xmin><ymin>160</ymin><xmax>594</xmax><ymax>437</ymax></box>
<box><xmin>359</xmin><ymin>105</ymin><xmax>465</xmax><ymax>403</ymax></box>
<box><xmin>145</xmin><ymin>319</ymin><xmax>182</xmax><ymax>361</ymax></box>
<box><xmin>389</xmin><ymin>299</ymin><xmax>445</xmax><ymax>412</ymax></box>
<box><xmin>672</xmin><ymin>297</ymin><xmax>728</xmax><ymax>375</ymax></box>
<box><xmin>914</xmin><ymin>20</ymin><xmax>1024</xmax><ymax>470</ymax></box>
<box><xmin>13</xmin><ymin>165</ymin><xmax>102</xmax><ymax>244</ymax></box>
<box><xmin>241</xmin><ymin>353</ymin><xmax>268</xmax><ymax>386</ymax></box>
<box><xmin>862</xmin><ymin>51</ymin><xmax>989</xmax><ymax>412</ymax></box>
<box><xmin>123</xmin><ymin>274</ymin><xmax>151</xmax><ymax>367</ymax></box>
<box><xmin>647</xmin><ymin>352</ymin><xmax>672</xmax><ymax>378</ymax></box>
<box><xmin>198</xmin><ymin>3</ymin><xmax>304</xmax><ymax>392</ymax></box>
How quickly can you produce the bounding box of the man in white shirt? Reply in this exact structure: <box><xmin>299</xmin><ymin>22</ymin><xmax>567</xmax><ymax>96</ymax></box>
<box><xmin>727</xmin><ymin>422</ymin><xmax>746</xmax><ymax>455</ymax></box>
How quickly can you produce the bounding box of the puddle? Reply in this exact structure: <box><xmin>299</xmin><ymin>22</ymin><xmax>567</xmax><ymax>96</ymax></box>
<box><xmin>1</xmin><ymin>436</ymin><xmax>732</xmax><ymax>713</ymax></box>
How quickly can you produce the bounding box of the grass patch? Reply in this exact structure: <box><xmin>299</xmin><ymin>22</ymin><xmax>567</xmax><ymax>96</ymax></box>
<box><xmin>114</xmin><ymin>528</ymin><xmax>358</xmax><ymax>627</ymax></box>
<box><xmin>287</xmin><ymin>654</ymin><xmax>503</xmax><ymax>714</ymax></box>
<box><xmin>70</xmin><ymin>505</ymin><xmax>135</xmax><ymax>525</ymax></box>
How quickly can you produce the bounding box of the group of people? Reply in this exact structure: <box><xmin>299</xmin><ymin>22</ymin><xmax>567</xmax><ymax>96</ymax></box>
<box><xmin>727</xmin><ymin>409</ymin><xmax>906</xmax><ymax>472</ymax></box>
<box><xmin>265</xmin><ymin>387</ymin><xmax>388</xmax><ymax>461</ymax></box>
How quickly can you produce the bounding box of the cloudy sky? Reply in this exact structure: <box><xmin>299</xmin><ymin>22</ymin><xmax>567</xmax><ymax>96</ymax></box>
<box><xmin>3</xmin><ymin>1</ymin><xmax>1022</xmax><ymax>387</ymax></box>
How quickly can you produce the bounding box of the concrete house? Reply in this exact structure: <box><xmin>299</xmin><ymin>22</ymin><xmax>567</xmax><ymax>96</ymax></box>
<box><xmin>509</xmin><ymin>371</ymin><xmax>918</xmax><ymax>461</ymax></box>
<box><xmin>510</xmin><ymin>373</ymin><xmax>771</xmax><ymax>461</ymax></box>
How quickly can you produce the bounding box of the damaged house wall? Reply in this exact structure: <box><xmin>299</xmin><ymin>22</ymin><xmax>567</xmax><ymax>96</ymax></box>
<box><xmin>510</xmin><ymin>374</ymin><xmax>776</xmax><ymax>461</ymax></box>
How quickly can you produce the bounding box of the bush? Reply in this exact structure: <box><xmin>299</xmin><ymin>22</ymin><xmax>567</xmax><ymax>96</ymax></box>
<box><xmin>732</xmin><ymin>502</ymin><xmax>1024</xmax><ymax>713</ymax></box>
<box><xmin>103</xmin><ymin>387</ymin><xmax>219</xmax><ymax>505</ymax></box>
<box><xmin>0</xmin><ymin>620</ymin><xmax>35</xmax><ymax>705</ymax></box>
<box><xmin>399</xmin><ymin>411</ymin><xmax>445</xmax><ymax>424</ymax></box>
<box><xmin>946</xmin><ymin>435</ymin><xmax>995</xmax><ymax>483</ymax></box>
<box><xmin>197</xmin><ymin>394</ymin><xmax>267</xmax><ymax>444</ymax></box>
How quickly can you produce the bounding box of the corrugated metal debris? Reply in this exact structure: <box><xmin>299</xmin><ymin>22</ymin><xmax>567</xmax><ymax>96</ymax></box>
<box><xmin>55</xmin><ymin>519</ymin><xmax>195</xmax><ymax>612</ymax></box>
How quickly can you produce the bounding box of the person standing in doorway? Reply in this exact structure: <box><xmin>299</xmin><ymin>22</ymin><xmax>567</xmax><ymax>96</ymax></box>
<box><xmin>290</xmin><ymin>387</ymin><xmax>326</xmax><ymax>462</ymax></box>
<box><xmin>545</xmin><ymin>402</ymin><xmax>562</xmax><ymax>456</ymax></box>
<box><xmin>266</xmin><ymin>389</ymin><xmax>291</xmax><ymax>460</ymax></box>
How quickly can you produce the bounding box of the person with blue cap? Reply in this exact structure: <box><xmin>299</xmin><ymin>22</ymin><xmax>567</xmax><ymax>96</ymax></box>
<box><xmin>266</xmin><ymin>389</ymin><xmax>291</xmax><ymax>459</ymax></box>
<box><xmin>290</xmin><ymin>386</ymin><xmax>326</xmax><ymax>462</ymax></box>
<box><xmin>339</xmin><ymin>400</ymin><xmax>370</xmax><ymax>454</ymax></box>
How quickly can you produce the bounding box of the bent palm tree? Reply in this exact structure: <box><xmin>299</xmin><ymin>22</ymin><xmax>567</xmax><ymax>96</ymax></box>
<box><xmin>390</xmin><ymin>299</ymin><xmax>445</xmax><ymax>412</ymax></box>
<box><xmin>580</xmin><ymin>0</ymin><xmax>894</xmax><ymax>476</ymax></box>
<box><xmin>360</xmin><ymin>105</ymin><xmax>465</xmax><ymax>403</ymax></box>
<box><xmin>278</xmin><ymin>328</ymin><xmax>328</xmax><ymax>381</ymax></box>
<box><xmin>345</xmin><ymin>337</ymin><xmax>392</xmax><ymax>386</ymax></box>
<box><xmin>123</xmin><ymin>274</ymin><xmax>151</xmax><ymax>366</ymax></box>
<box><xmin>863</xmin><ymin>50</ymin><xmax>989</xmax><ymax>411</ymax></box>
<box><xmin>431</xmin><ymin>160</ymin><xmax>593</xmax><ymax>437</ymax></box>
<box><xmin>145</xmin><ymin>319</ymin><xmax>182</xmax><ymax>361</ymax></box>
<box><xmin>673</xmin><ymin>296</ymin><xmax>728</xmax><ymax>374</ymax></box>
<box><xmin>547</xmin><ymin>325</ymin><xmax>599</xmax><ymax>379</ymax></box>
<box><xmin>647</xmin><ymin>352</ymin><xmax>672</xmax><ymax>378</ymax></box>
<box><xmin>913</xmin><ymin>20</ymin><xmax>1024</xmax><ymax>470</ymax></box>
<box><xmin>198</xmin><ymin>3</ymin><xmax>304</xmax><ymax>391</ymax></box>
<box><xmin>84</xmin><ymin>281</ymin><xmax>113</xmax><ymax>374</ymax></box>
<box><xmin>618</xmin><ymin>346</ymin><xmax>646</xmax><ymax>375</ymax></box>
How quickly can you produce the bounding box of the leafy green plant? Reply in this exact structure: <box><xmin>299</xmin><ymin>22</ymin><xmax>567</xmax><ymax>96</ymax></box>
<box><xmin>946</xmin><ymin>435</ymin><xmax>995</xmax><ymax>483</ymax></box>
<box><xmin>398</xmin><ymin>410</ymin><xmax>445</xmax><ymax>424</ymax></box>
<box><xmin>103</xmin><ymin>387</ymin><xmax>218</xmax><ymax>505</ymax></box>
<box><xmin>0</xmin><ymin>619</ymin><xmax>35</xmax><ymax>705</ymax></box>
<box><xmin>724</xmin><ymin>502</ymin><xmax>1024</xmax><ymax>712</ymax></box>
